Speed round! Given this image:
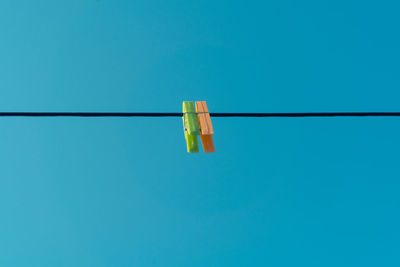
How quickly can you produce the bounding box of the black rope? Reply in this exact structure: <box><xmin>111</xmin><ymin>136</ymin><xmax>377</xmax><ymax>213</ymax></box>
<box><xmin>210</xmin><ymin>112</ymin><xmax>400</xmax><ymax>117</ymax></box>
<box><xmin>0</xmin><ymin>112</ymin><xmax>181</xmax><ymax>117</ymax></box>
<box><xmin>0</xmin><ymin>112</ymin><xmax>399</xmax><ymax>117</ymax></box>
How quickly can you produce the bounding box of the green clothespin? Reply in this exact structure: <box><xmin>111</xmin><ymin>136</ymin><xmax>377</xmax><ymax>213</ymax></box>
<box><xmin>183</xmin><ymin>101</ymin><xmax>200</xmax><ymax>153</ymax></box>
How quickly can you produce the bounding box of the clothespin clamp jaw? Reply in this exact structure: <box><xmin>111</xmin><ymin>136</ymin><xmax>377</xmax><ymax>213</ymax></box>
<box><xmin>182</xmin><ymin>101</ymin><xmax>200</xmax><ymax>153</ymax></box>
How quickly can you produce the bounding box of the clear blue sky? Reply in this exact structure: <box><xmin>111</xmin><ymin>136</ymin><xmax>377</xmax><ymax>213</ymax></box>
<box><xmin>1</xmin><ymin>1</ymin><xmax>399</xmax><ymax>266</ymax></box>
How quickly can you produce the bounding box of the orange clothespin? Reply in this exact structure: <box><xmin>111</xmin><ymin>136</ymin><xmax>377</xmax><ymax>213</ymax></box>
<box><xmin>195</xmin><ymin>101</ymin><xmax>216</xmax><ymax>153</ymax></box>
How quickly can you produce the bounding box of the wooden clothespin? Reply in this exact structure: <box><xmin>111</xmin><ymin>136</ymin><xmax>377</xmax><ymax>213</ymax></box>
<box><xmin>183</xmin><ymin>101</ymin><xmax>200</xmax><ymax>153</ymax></box>
<box><xmin>196</xmin><ymin>101</ymin><xmax>215</xmax><ymax>153</ymax></box>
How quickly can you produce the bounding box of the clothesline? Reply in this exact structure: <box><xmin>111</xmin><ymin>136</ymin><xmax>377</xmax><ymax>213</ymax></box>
<box><xmin>0</xmin><ymin>112</ymin><xmax>399</xmax><ymax>117</ymax></box>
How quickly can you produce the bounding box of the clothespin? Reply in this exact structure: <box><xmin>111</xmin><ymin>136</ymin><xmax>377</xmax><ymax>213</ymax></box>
<box><xmin>195</xmin><ymin>101</ymin><xmax>215</xmax><ymax>153</ymax></box>
<box><xmin>183</xmin><ymin>101</ymin><xmax>200</xmax><ymax>153</ymax></box>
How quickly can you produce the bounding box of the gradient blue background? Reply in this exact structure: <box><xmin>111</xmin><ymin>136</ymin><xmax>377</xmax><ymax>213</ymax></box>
<box><xmin>1</xmin><ymin>1</ymin><xmax>399</xmax><ymax>266</ymax></box>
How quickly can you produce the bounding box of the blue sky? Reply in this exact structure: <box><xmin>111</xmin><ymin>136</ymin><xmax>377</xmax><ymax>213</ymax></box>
<box><xmin>0</xmin><ymin>1</ymin><xmax>399</xmax><ymax>266</ymax></box>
